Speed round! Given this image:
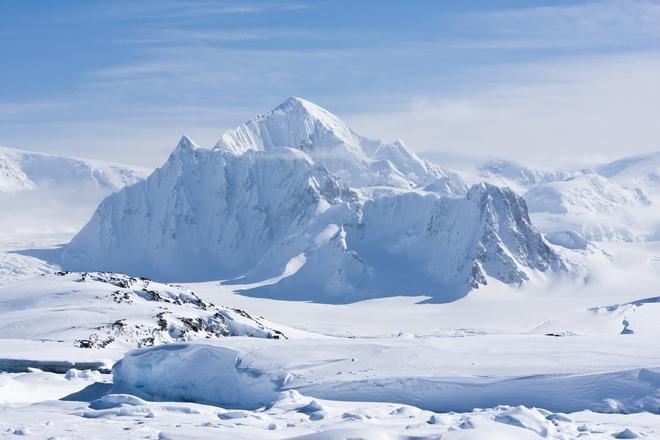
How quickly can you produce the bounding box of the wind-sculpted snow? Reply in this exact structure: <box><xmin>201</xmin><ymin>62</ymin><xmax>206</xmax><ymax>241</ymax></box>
<box><xmin>112</xmin><ymin>341</ymin><xmax>660</xmax><ymax>414</ymax></box>
<box><xmin>113</xmin><ymin>344</ymin><xmax>289</xmax><ymax>409</ymax></box>
<box><xmin>63</xmin><ymin>98</ymin><xmax>564</xmax><ymax>302</ymax></box>
<box><xmin>0</xmin><ymin>272</ymin><xmax>284</xmax><ymax>350</ymax></box>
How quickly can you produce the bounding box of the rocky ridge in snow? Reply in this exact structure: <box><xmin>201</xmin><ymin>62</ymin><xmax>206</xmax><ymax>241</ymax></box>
<box><xmin>216</xmin><ymin>97</ymin><xmax>465</xmax><ymax>192</ymax></box>
<box><xmin>0</xmin><ymin>271</ymin><xmax>284</xmax><ymax>350</ymax></box>
<box><xmin>62</xmin><ymin>98</ymin><xmax>564</xmax><ymax>302</ymax></box>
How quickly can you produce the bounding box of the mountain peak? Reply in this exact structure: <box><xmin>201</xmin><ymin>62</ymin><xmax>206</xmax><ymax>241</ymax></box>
<box><xmin>215</xmin><ymin>97</ymin><xmax>356</xmax><ymax>155</ymax></box>
<box><xmin>275</xmin><ymin>97</ymin><xmax>338</xmax><ymax>123</ymax></box>
<box><xmin>276</xmin><ymin>96</ymin><xmax>317</xmax><ymax>111</ymax></box>
<box><xmin>170</xmin><ymin>135</ymin><xmax>200</xmax><ymax>159</ymax></box>
<box><xmin>176</xmin><ymin>135</ymin><xmax>197</xmax><ymax>150</ymax></box>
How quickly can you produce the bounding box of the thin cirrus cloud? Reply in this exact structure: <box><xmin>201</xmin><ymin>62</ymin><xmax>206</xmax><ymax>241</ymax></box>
<box><xmin>63</xmin><ymin>1</ymin><xmax>307</xmax><ymax>22</ymax></box>
<box><xmin>347</xmin><ymin>52</ymin><xmax>660</xmax><ymax>168</ymax></box>
<box><xmin>1</xmin><ymin>0</ymin><xmax>659</xmax><ymax>167</ymax></box>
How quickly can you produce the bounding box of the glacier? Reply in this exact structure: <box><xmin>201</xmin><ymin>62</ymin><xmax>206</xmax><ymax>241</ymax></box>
<box><xmin>61</xmin><ymin>98</ymin><xmax>564</xmax><ymax>302</ymax></box>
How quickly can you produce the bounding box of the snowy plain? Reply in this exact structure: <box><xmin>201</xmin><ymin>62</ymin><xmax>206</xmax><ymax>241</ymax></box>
<box><xmin>1</xmin><ymin>99</ymin><xmax>660</xmax><ymax>439</ymax></box>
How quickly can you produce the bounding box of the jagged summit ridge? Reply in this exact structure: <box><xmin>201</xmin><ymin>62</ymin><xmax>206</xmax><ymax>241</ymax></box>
<box><xmin>62</xmin><ymin>98</ymin><xmax>565</xmax><ymax>302</ymax></box>
<box><xmin>216</xmin><ymin>97</ymin><xmax>358</xmax><ymax>155</ymax></box>
<box><xmin>213</xmin><ymin>97</ymin><xmax>463</xmax><ymax>190</ymax></box>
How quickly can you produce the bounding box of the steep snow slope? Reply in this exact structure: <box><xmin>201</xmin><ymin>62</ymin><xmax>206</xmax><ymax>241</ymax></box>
<box><xmin>0</xmin><ymin>271</ymin><xmax>283</xmax><ymax>351</ymax></box>
<box><xmin>64</xmin><ymin>139</ymin><xmax>351</xmax><ymax>283</ymax></box>
<box><xmin>62</xmin><ymin>99</ymin><xmax>563</xmax><ymax>302</ymax></box>
<box><xmin>241</xmin><ymin>182</ymin><xmax>563</xmax><ymax>302</ymax></box>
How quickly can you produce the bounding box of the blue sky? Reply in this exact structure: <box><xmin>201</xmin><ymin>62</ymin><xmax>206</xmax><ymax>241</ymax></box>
<box><xmin>2</xmin><ymin>0</ymin><xmax>660</xmax><ymax>167</ymax></box>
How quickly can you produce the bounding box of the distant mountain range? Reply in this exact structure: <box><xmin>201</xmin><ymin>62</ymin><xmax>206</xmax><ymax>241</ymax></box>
<box><xmin>0</xmin><ymin>146</ymin><xmax>148</xmax><ymax>234</ymax></box>
<box><xmin>4</xmin><ymin>98</ymin><xmax>659</xmax><ymax>302</ymax></box>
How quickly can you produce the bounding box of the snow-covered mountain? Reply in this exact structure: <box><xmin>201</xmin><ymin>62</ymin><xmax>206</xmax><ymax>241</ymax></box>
<box><xmin>525</xmin><ymin>173</ymin><xmax>652</xmax><ymax>242</ymax></box>
<box><xmin>477</xmin><ymin>159</ymin><xmax>585</xmax><ymax>193</ymax></box>
<box><xmin>62</xmin><ymin>98</ymin><xmax>564</xmax><ymax>302</ymax></box>
<box><xmin>471</xmin><ymin>157</ymin><xmax>660</xmax><ymax>244</ymax></box>
<box><xmin>597</xmin><ymin>152</ymin><xmax>660</xmax><ymax>195</ymax></box>
<box><xmin>216</xmin><ymin>97</ymin><xmax>466</xmax><ymax>192</ymax></box>
<box><xmin>0</xmin><ymin>147</ymin><xmax>149</xmax><ymax>234</ymax></box>
<box><xmin>0</xmin><ymin>147</ymin><xmax>147</xmax><ymax>196</ymax></box>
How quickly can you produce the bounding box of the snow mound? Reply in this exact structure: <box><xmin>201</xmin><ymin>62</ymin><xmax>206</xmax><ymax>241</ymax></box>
<box><xmin>62</xmin><ymin>99</ymin><xmax>564</xmax><ymax>302</ymax></box>
<box><xmin>89</xmin><ymin>393</ymin><xmax>147</xmax><ymax>410</ymax></box>
<box><xmin>110</xmin><ymin>342</ymin><xmax>660</xmax><ymax>414</ymax></box>
<box><xmin>112</xmin><ymin>344</ymin><xmax>288</xmax><ymax>409</ymax></box>
<box><xmin>544</xmin><ymin>230</ymin><xmax>588</xmax><ymax>250</ymax></box>
<box><xmin>613</xmin><ymin>427</ymin><xmax>640</xmax><ymax>439</ymax></box>
<box><xmin>0</xmin><ymin>272</ymin><xmax>283</xmax><ymax>349</ymax></box>
<box><xmin>493</xmin><ymin>406</ymin><xmax>553</xmax><ymax>437</ymax></box>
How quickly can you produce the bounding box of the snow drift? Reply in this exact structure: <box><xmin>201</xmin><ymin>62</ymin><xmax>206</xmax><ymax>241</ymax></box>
<box><xmin>113</xmin><ymin>344</ymin><xmax>289</xmax><ymax>409</ymax></box>
<box><xmin>112</xmin><ymin>342</ymin><xmax>660</xmax><ymax>414</ymax></box>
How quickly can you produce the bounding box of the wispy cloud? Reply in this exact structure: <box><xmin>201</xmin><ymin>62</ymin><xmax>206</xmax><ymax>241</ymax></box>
<box><xmin>346</xmin><ymin>52</ymin><xmax>660</xmax><ymax>167</ymax></box>
<box><xmin>2</xmin><ymin>0</ymin><xmax>660</xmax><ymax>168</ymax></box>
<box><xmin>72</xmin><ymin>1</ymin><xmax>307</xmax><ymax>22</ymax></box>
<box><xmin>467</xmin><ymin>0</ymin><xmax>660</xmax><ymax>49</ymax></box>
